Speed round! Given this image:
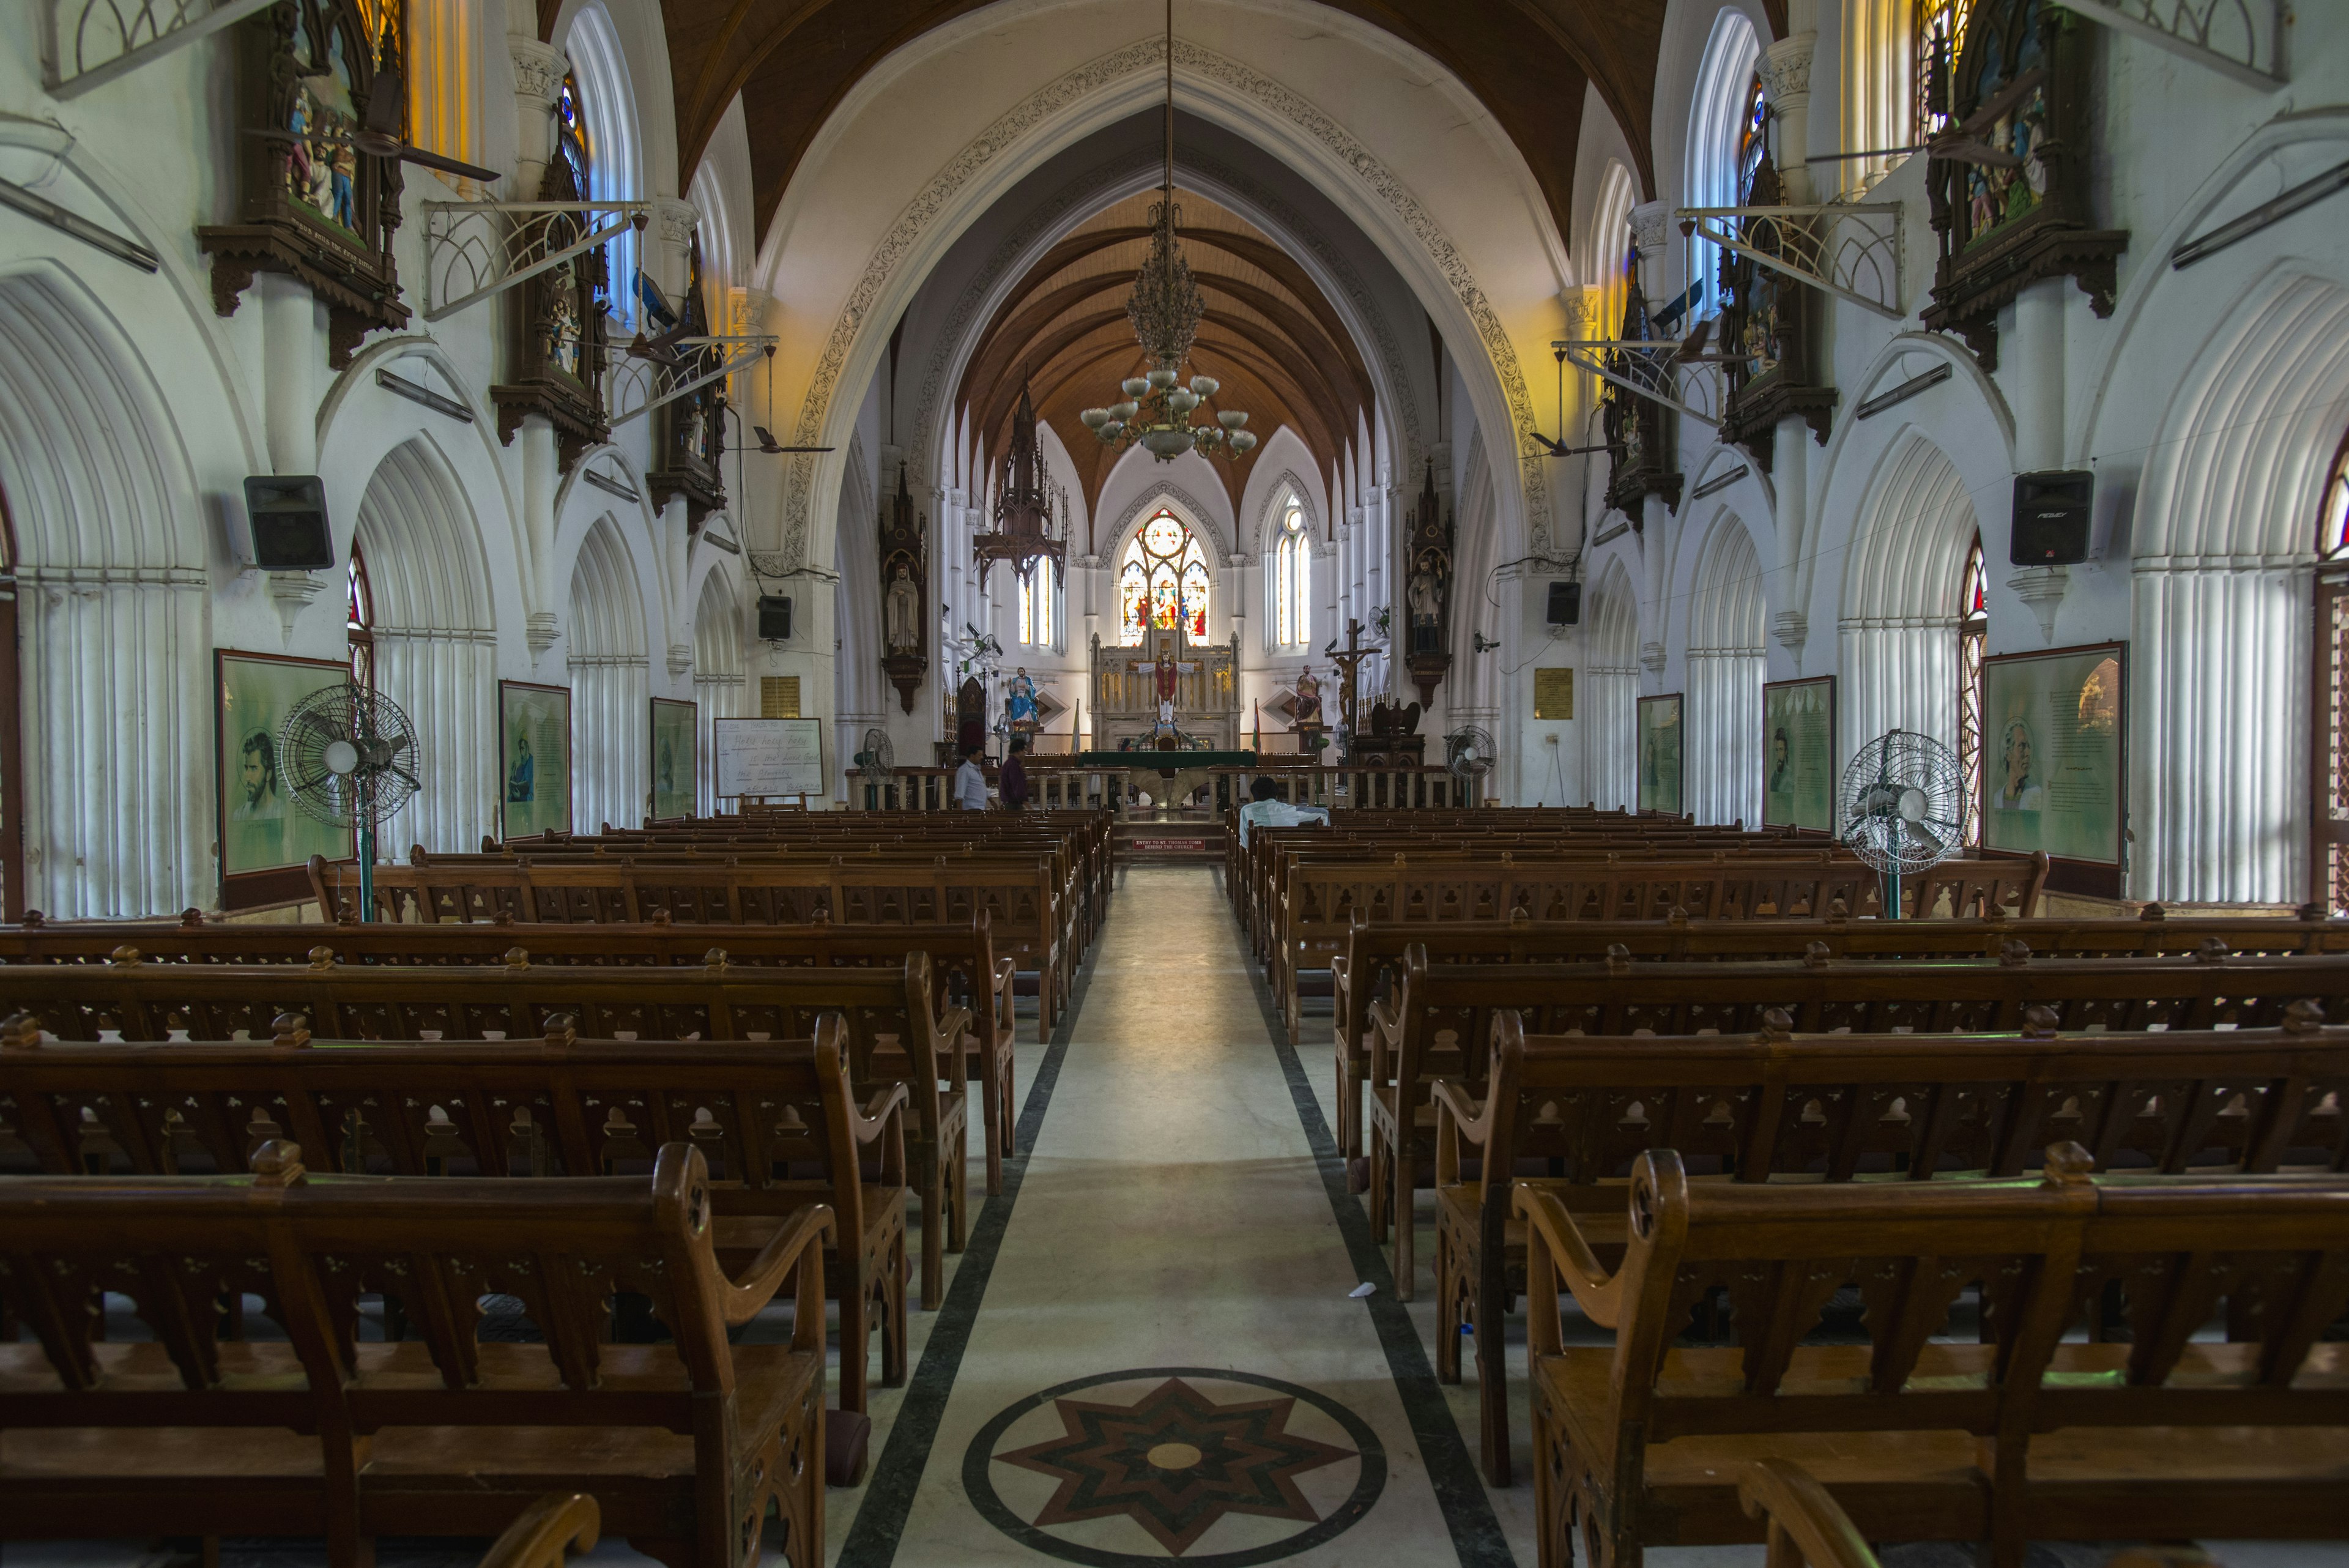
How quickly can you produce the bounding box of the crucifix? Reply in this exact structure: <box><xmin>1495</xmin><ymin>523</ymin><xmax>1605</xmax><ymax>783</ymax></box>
<box><xmin>1127</xmin><ymin>636</ymin><xmax>1199</xmax><ymax>732</ymax></box>
<box><xmin>1324</xmin><ymin>617</ymin><xmax>1376</xmax><ymax>738</ymax></box>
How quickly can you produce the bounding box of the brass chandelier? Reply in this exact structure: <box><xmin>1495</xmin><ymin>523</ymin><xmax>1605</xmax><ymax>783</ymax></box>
<box><xmin>1080</xmin><ymin>0</ymin><xmax>1255</xmax><ymax>464</ymax></box>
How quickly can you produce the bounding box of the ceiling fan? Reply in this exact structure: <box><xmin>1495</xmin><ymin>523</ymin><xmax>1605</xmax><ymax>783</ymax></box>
<box><xmin>751</xmin><ymin>426</ymin><xmax>836</xmax><ymax>455</ymax></box>
<box><xmin>1530</xmin><ymin>345</ymin><xmax>1611</xmax><ymax>458</ymax></box>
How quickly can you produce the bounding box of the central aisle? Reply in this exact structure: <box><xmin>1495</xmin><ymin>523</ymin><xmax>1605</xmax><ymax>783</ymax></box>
<box><xmin>829</xmin><ymin>866</ymin><xmax>1515</xmax><ymax>1568</ymax></box>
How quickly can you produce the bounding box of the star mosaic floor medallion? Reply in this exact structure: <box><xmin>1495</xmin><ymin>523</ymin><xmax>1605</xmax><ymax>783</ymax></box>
<box><xmin>964</xmin><ymin>1367</ymin><xmax>1386</xmax><ymax>1566</ymax></box>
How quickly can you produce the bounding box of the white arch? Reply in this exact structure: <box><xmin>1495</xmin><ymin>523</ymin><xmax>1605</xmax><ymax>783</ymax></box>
<box><xmin>1686</xmin><ymin>511</ymin><xmax>1765</xmax><ymax>827</ymax></box>
<box><xmin>763</xmin><ymin>18</ymin><xmax>1560</xmax><ymax>572</ymax></box>
<box><xmin>354</xmin><ymin>436</ymin><xmax>499</xmax><ymax>858</ymax></box>
<box><xmin>562</xmin><ymin>1</ymin><xmax>644</xmax><ymax>327</ymax></box>
<box><xmin>2131</xmin><ymin>267</ymin><xmax>2349</xmax><ymax>902</ymax></box>
<box><xmin>1683</xmin><ymin>7</ymin><xmax>1761</xmax><ymax>313</ymax></box>
<box><xmin>1836</xmin><ymin>432</ymin><xmax>1978</xmax><ymax>766</ymax></box>
<box><xmin>692</xmin><ymin>562</ymin><xmax>748</xmax><ymax>814</ymax></box>
<box><xmin>1584</xmin><ymin>555</ymin><xmax>1641</xmax><ymax>811</ymax></box>
<box><xmin>568</xmin><ymin>515</ymin><xmax>650</xmax><ymax>830</ymax></box>
<box><xmin>0</xmin><ymin>265</ymin><xmax>210</xmax><ymax>916</ymax></box>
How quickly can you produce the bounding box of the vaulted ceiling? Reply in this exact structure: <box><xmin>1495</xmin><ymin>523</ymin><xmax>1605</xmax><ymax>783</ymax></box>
<box><xmin>619</xmin><ymin>0</ymin><xmax>1787</xmax><ymax>250</ymax></box>
<box><xmin>958</xmin><ymin>187</ymin><xmax>1371</xmax><ymax>526</ymax></box>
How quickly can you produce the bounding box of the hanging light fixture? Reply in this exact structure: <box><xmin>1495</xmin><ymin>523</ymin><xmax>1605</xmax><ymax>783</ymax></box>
<box><xmin>1080</xmin><ymin>0</ymin><xmax>1255</xmax><ymax>463</ymax></box>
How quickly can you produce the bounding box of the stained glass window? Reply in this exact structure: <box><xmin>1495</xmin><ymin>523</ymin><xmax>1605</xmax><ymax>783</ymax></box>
<box><xmin>2323</xmin><ymin>436</ymin><xmax>2349</xmax><ymax>561</ymax></box>
<box><xmin>1018</xmin><ymin>559</ymin><xmax>1055</xmax><ymax>647</ymax></box>
<box><xmin>1273</xmin><ymin>499</ymin><xmax>1310</xmax><ymax>648</ymax></box>
<box><xmin>1914</xmin><ymin>0</ymin><xmax>1974</xmax><ymax>142</ymax></box>
<box><xmin>346</xmin><ymin>544</ymin><xmax>376</xmax><ymax>690</ymax></box>
<box><xmin>1737</xmin><ymin>72</ymin><xmax>1768</xmax><ymax>195</ymax></box>
<box><xmin>2318</xmin><ymin>434</ymin><xmax>2349</xmax><ymax>912</ymax></box>
<box><xmin>1958</xmin><ymin>533</ymin><xmax>1986</xmax><ymax>845</ymax></box>
<box><xmin>1118</xmin><ymin>511</ymin><xmax>1209</xmax><ymax>645</ymax></box>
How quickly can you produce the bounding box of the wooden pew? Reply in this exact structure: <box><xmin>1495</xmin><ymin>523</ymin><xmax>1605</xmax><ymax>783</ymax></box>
<box><xmin>0</xmin><ymin>953</ymin><xmax>973</xmax><ymax>1309</ymax></box>
<box><xmin>1268</xmin><ymin>852</ymin><xmax>2052</xmax><ymax>1036</ymax></box>
<box><xmin>321</xmin><ymin>854</ymin><xmax>1075</xmax><ymax>1042</ymax></box>
<box><xmin>0</xmin><ymin>1142</ymin><xmax>830</xmax><ymax>1568</ymax></box>
<box><xmin>1736</xmin><ymin>1463</ymin><xmax>1882</xmax><ymax>1568</ymax></box>
<box><xmin>1365</xmin><ymin>944</ymin><xmax>2349</xmax><ymax>1300</ymax></box>
<box><xmin>1514</xmin><ymin>1147</ymin><xmax>2349</xmax><ymax>1568</ymax></box>
<box><xmin>0</xmin><ymin>913</ymin><xmax>1025</xmax><ymax>1201</ymax></box>
<box><xmin>1324</xmin><ymin>909</ymin><xmax>2349</xmax><ymax>1157</ymax></box>
<box><xmin>1431</xmin><ymin>1002</ymin><xmax>2349</xmax><ymax>1484</ymax></box>
<box><xmin>0</xmin><ymin>1011</ymin><xmax>910</xmax><ymax>1448</ymax></box>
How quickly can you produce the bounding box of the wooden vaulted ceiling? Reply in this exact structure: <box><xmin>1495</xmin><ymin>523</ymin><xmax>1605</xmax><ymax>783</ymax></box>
<box><xmin>626</xmin><ymin>0</ymin><xmax>1787</xmax><ymax>251</ymax></box>
<box><xmin>956</xmin><ymin>188</ymin><xmax>1373</xmax><ymax>528</ymax></box>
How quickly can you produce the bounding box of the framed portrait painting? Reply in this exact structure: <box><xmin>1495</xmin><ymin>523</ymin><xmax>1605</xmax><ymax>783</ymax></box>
<box><xmin>216</xmin><ymin>649</ymin><xmax>355</xmax><ymax>907</ymax></box>
<box><xmin>1636</xmin><ymin>693</ymin><xmax>1683</xmax><ymax>816</ymax></box>
<box><xmin>500</xmin><ymin>680</ymin><xmax>572</xmax><ymax>841</ymax></box>
<box><xmin>650</xmin><ymin>698</ymin><xmax>696</xmax><ymax>821</ymax></box>
<box><xmin>1762</xmin><ymin>676</ymin><xmax>1836</xmax><ymax>833</ymax></box>
<box><xmin>1981</xmin><ymin>642</ymin><xmax>2126</xmax><ymax>892</ymax></box>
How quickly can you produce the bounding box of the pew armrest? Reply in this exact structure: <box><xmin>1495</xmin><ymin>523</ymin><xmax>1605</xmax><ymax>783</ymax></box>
<box><xmin>937</xmin><ymin>1005</ymin><xmax>973</xmax><ymax>1090</ymax></box>
<box><xmin>1365</xmin><ymin>995</ymin><xmax>1401</xmax><ymax>1087</ymax></box>
<box><xmin>993</xmin><ymin>957</ymin><xmax>1017</xmax><ymax>1037</ymax></box>
<box><xmin>1431</xmin><ymin>1076</ymin><xmax>1491</xmax><ymax>1189</ymax></box>
<box><xmin>718</xmin><ymin>1202</ymin><xmax>836</xmax><ymax>1328</ymax></box>
<box><xmin>1739</xmin><ymin>1461</ymin><xmax>1882</xmax><ymax>1568</ymax></box>
<box><xmin>856</xmin><ymin>1082</ymin><xmax>911</xmax><ymax>1193</ymax></box>
<box><xmin>1513</xmin><ymin>1181</ymin><xmax>1625</xmax><ymax>1331</ymax></box>
<box><xmin>477</xmin><ymin>1493</ymin><xmax>601</xmax><ymax>1568</ymax></box>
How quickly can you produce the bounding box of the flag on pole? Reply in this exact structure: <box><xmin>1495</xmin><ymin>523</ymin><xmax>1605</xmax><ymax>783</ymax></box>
<box><xmin>1252</xmin><ymin>699</ymin><xmax>1262</xmax><ymax>757</ymax></box>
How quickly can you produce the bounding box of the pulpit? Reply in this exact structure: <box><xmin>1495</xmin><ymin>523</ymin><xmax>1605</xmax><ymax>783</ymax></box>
<box><xmin>1090</xmin><ymin>626</ymin><xmax>1240</xmax><ymax>751</ymax></box>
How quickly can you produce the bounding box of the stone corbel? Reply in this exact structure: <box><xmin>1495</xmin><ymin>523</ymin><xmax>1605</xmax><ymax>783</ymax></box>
<box><xmin>1639</xmin><ymin>640</ymin><xmax>1667</xmax><ymax>677</ymax></box>
<box><xmin>265</xmin><ymin>571</ymin><xmax>330</xmax><ymax>644</ymax></box>
<box><xmin>667</xmin><ymin>642</ymin><xmax>692</xmax><ymax>680</ymax></box>
<box><xmin>1772</xmin><ymin>609</ymin><xmax>1808</xmax><ymax>659</ymax></box>
<box><xmin>1629</xmin><ymin>201</ymin><xmax>1669</xmax><ymax>264</ymax></box>
<box><xmin>2007</xmin><ymin>566</ymin><xmax>2069</xmax><ymax>644</ymax></box>
<box><xmin>527</xmin><ymin>610</ymin><xmax>560</xmax><ymax>661</ymax></box>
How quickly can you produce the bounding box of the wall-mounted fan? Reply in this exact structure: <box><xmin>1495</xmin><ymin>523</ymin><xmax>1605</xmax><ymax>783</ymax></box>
<box><xmin>1837</xmin><ymin>727</ymin><xmax>1967</xmax><ymax>919</ymax></box>
<box><xmin>280</xmin><ymin>684</ymin><xmax>422</xmax><ymax>922</ymax></box>
<box><xmin>1444</xmin><ymin>724</ymin><xmax>1496</xmax><ymax>798</ymax></box>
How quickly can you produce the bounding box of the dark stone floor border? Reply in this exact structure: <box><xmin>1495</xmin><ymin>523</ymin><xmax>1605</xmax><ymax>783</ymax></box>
<box><xmin>1241</xmin><ymin>908</ymin><xmax>1521</xmax><ymax>1568</ymax></box>
<box><xmin>833</xmin><ymin>929</ymin><xmax>1105</xmax><ymax>1568</ymax></box>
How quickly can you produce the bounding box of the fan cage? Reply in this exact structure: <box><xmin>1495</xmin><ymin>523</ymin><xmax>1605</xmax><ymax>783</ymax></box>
<box><xmin>1836</xmin><ymin>728</ymin><xmax>1969</xmax><ymax>877</ymax></box>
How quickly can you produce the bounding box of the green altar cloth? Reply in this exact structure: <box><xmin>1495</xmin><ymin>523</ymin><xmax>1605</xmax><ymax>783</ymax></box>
<box><xmin>1068</xmin><ymin>750</ymin><xmax>1258</xmax><ymax>770</ymax></box>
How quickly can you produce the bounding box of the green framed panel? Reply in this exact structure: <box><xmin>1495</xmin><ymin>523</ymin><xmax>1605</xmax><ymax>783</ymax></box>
<box><xmin>500</xmin><ymin>680</ymin><xmax>572</xmax><ymax>841</ymax></box>
<box><xmin>1636</xmin><ymin>693</ymin><xmax>1683</xmax><ymax>816</ymax></box>
<box><xmin>650</xmin><ymin>697</ymin><xmax>697</xmax><ymax>821</ymax></box>
<box><xmin>1762</xmin><ymin>675</ymin><xmax>1836</xmax><ymax>833</ymax></box>
<box><xmin>1982</xmin><ymin>641</ymin><xmax>2126</xmax><ymax>875</ymax></box>
<box><xmin>217</xmin><ymin>648</ymin><xmax>355</xmax><ymax>906</ymax></box>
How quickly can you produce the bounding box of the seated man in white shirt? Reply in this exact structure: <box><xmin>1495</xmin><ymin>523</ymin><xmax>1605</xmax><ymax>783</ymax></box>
<box><xmin>953</xmin><ymin>742</ymin><xmax>990</xmax><ymax>811</ymax></box>
<box><xmin>1236</xmin><ymin>774</ymin><xmax>1330</xmax><ymax>847</ymax></box>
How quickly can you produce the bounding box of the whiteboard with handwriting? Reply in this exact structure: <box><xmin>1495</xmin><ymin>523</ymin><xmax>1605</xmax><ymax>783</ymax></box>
<box><xmin>712</xmin><ymin>718</ymin><xmax>825</xmax><ymax>798</ymax></box>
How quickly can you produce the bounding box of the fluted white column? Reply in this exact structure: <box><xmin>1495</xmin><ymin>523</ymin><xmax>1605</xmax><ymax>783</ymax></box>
<box><xmin>374</xmin><ymin>628</ymin><xmax>497</xmax><ymax>856</ymax></box>
<box><xmin>18</xmin><ymin>571</ymin><xmax>209</xmax><ymax>915</ymax></box>
<box><xmin>2132</xmin><ymin>562</ymin><xmax>2309</xmax><ymax>903</ymax></box>
<box><xmin>1584</xmin><ymin>662</ymin><xmax>1640</xmax><ymax>810</ymax></box>
<box><xmin>1686</xmin><ymin>648</ymin><xmax>1763</xmax><ymax>827</ymax></box>
<box><xmin>570</xmin><ymin>655</ymin><xmax>651</xmax><ymax>830</ymax></box>
<box><xmin>1837</xmin><ymin>619</ymin><xmax>1959</xmax><ymax>764</ymax></box>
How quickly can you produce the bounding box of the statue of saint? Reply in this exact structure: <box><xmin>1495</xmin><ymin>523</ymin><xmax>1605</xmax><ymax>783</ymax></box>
<box><xmin>885</xmin><ymin>560</ymin><xmax>920</xmax><ymax>652</ymax></box>
<box><xmin>1006</xmin><ymin>667</ymin><xmax>1037</xmax><ymax>729</ymax></box>
<box><xmin>1291</xmin><ymin>666</ymin><xmax>1323</xmax><ymax>729</ymax></box>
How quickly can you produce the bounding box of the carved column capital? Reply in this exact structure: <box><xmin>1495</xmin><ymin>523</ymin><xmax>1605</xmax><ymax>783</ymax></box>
<box><xmin>1757</xmin><ymin>32</ymin><xmax>1816</xmax><ymax>108</ymax></box>
<box><xmin>1639</xmin><ymin>640</ymin><xmax>1667</xmax><ymax>676</ymax></box>
<box><xmin>667</xmin><ymin>642</ymin><xmax>693</xmax><ymax>680</ymax></box>
<box><xmin>647</xmin><ymin>196</ymin><xmax>699</xmax><ymax>247</ymax></box>
<box><xmin>1772</xmin><ymin>609</ymin><xmax>1808</xmax><ymax>657</ymax></box>
<box><xmin>527</xmin><ymin>610</ymin><xmax>561</xmax><ymax>660</ymax></box>
<box><xmin>1629</xmin><ymin>201</ymin><xmax>1670</xmax><ymax>262</ymax></box>
<box><xmin>2006</xmin><ymin>565</ymin><xmax>2069</xmax><ymax>644</ymax></box>
<box><xmin>509</xmin><ymin>39</ymin><xmax>569</xmax><ymax>106</ymax></box>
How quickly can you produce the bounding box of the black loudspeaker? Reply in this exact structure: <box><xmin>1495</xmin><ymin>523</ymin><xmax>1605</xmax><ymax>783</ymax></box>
<box><xmin>243</xmin><ymin>475</ymin><xmax>333</xmax><ymax>571</ymax></box>
<box><xmin>1545</xmin><ymin>581</ymin><xmax>1581</xmax><ymax>626</ymax></box>
<box><xmin>757</xmin><ymin>595</ymin><xmax>792</xmax><ymax>641</ymax></box>
<box><xmin>2009</xmin><ymin>470</ymin><xmax>2093</xmax><ymax>565</ymax></box>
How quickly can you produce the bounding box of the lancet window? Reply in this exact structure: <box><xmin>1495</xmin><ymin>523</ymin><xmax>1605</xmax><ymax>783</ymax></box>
<box><xmin>2317</xmin><ymin>434</ymin><xmax>2349</xmax><ymax>911</ymax></box>
<box><xmin>1958</xmin><ymin>533</ymin><xmax>1987</xmax><ymax>844</ymax></box>
<box><xmin>1273</xmin><ymin>499</ymin><xmax>1310</xmax><ymax>649</ymax></box>
<box><xmin>1118</xmin><ymin>512</ymin><xmax>1209</xmax><ymax>645</ymax></box>
<box><xmin>1018</xmin><ymin>560</ymin><xmax>1056</xmax><ymax>647</ymax></box>
<box><xmin>346</xmin><ymin>545</ymin><xmax>376</xmax><ymax>690</ymax></box>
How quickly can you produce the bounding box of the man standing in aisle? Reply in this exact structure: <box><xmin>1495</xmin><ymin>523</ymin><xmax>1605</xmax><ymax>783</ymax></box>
<box><xmin>1000</xmin><ymin>735</ymin><xmax>1031</xmax><ymax>811</ymax></box>
<box><xmin>954</xmin><ymin>741</ymin><xmax>991</xmax><ymax>811</ymax></box>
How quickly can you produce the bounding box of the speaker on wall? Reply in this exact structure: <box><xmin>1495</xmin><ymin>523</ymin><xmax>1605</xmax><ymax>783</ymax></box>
<box><xmin>757</xmin><ymin>595</ymin><xmax>792</xmax><ymax>641</ymax></box>
<box><xmin>1545</xmin><ymin>580</ymin><xmax>1581</xmax><ymax>626</ymax></box>
<box><xmin>2009</xmin><ymin>470</ymin><xmax>2093</xmax><ymax>566</ymax></box>
<box><xmin>243</xmin><ymin>475</ymin><xmax>333</xmax><ymax>571</ymax></box>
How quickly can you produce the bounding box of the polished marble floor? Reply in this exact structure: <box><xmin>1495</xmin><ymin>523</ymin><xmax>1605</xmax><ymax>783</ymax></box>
<box><xmin>9</xmin><ymin>867</ymin><xmax>2349</xmax><ymax>1568</ymax></box>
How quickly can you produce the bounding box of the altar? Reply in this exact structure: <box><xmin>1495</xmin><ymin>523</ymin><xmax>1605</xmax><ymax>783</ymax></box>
<box><xmin>1088</xmin><ymin>625</ymin><xmax>1241</xmax><ymax>750</ymax></box>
